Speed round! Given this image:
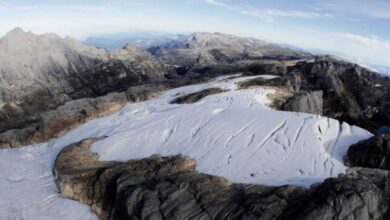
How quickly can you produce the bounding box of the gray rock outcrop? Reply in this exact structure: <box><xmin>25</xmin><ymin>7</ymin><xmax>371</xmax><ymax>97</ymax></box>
<box><xmin>283</xmin><ymin>90</ymin><xmax>323</xmax><ymax>115</ymax></box>
<box><xmin>345</xmin><ymin>132</ymin><xmax>390</xmax><ymax>169</ymax></box>
<box><xmin>54</xmin><ymin>139</ymin><xmax>390</xmax><ymax>220</ymax></box>
<box><xmin>0</xmin><ymin>84</ymin><xmax>170</xmax><ymax>148</ymax></box>
<box><xmin>170</xmin><ymin>88</ymin><xmax>224</xmax><ymax>104</ymax></box>
<box><xmin>0</xmin><ymin>28</ymin><xmax>169</xmax><ymax>134</ymax></box>
<box><xmin>287</xmin><ymin>56</ymin><xmax>390</xmax><ymax>132</ymax></box>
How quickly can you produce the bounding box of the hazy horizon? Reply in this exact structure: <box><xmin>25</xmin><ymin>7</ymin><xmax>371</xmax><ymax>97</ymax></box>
<box><xmin>0</xmin><ymin>0</ymin><xmax>389</xmax><ymax>71</ymax></box>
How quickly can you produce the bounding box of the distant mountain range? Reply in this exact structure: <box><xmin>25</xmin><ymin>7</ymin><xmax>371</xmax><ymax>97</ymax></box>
<box><xmin>83</xmin><ymin>32</ymin><xmax>188</xmax><ymax>51</ymax></box>
<box><xmin>84</xmin><ymin>32</ymin><xmax>390</xmax><ymax>76</ymax></box>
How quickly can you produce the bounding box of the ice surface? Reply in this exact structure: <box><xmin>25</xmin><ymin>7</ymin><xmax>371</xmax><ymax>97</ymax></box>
<box><xmin>0</xmin><ymin>74</ymin><xmax>372</xmax><ymax>219</ymax></box>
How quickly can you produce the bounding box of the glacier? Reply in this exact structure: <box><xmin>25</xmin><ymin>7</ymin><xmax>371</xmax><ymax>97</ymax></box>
<box><xmin>0</xmin><ymin>74</ymin><xmax>372</xmax><ymax>219</ymax></box>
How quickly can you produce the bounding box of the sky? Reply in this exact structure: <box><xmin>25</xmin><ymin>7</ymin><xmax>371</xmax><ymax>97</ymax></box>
<box><xmin>0</xmin><ymin>0</ymin><xmax>389</xmax><ymax>71</ymax></box>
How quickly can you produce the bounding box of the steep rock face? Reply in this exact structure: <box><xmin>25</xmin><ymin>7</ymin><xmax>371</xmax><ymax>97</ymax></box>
<box><xmin>283</xmin><ymin>90</ymin><xmax>323</xmax><ymax>115</ymax></box>
<box><xmin>0</xmin><ymin>28</ymin><xmax>106</xmax><ymax>132</ymax></box>
<box><xmin>287</xmin><ymin>168</ymin><xmax>390</xmax><ymax>220</ymax></box>
<box><xmin>0</xmin><ymin>28</ymin><xmax>170</xmax><ymax>136</ymax></box>
<box><xmin>0</xmin><ymin>28</ymin><xmax>106</xmax><ymax>93</ymax></box>
<box><xmin>54</xmin><ymin>139</ymin><xmax>390</xmax><ymax>220</ymax></box>
<box><xmin>236</xmin><ymin>56</ymin><xmax>390</xmax><ymax>132</ymax></box>
<box><xmin>287</xmin><ymin>57</ymin><xmax>390</xmax><ymax>132</ymax></box>
<box><xmin>345</xmin><ymin>132</ymin><xmax>390</xmax><ymax>169</ymax></box>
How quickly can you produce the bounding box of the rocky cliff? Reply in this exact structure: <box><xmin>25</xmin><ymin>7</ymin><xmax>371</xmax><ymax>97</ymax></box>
<box><xmin>54</xmin><ymin>138</ymin><xmax>390</xmax><ymax>220</ymax></box>
<box><xmin>0</xmin><ymin>28</ymin><xmax>172</xmax><ymax>146</ymax></box>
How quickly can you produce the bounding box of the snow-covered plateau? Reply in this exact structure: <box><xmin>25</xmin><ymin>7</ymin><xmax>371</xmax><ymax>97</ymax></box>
<box><xmin>0</xmin><ymin>74</ymin><xmax>372</xmax><ymax>220</ymax></box>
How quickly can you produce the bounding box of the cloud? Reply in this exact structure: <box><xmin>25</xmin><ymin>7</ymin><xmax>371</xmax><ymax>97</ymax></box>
<box><xmin>0</xmin><ymin>3</ymin><xmax>109</xmax><ymax>13</ymax></box>
<box><xmin>319</xmin><ymin>0</ymin><xmax>390</xmax><ymax>19</ymax></box>
<box><xmin>202</xmin><ymin>0</ymin><xmax>236</xmax><ymax>10</ymax></box>
<box><xmin>201</xmin><ymin>0</ymin><xmax>333</xmax><ymax>22</ymax></box>
<box><xmin>242</xmin><ymin>8</ymin><xmax>333</xmax><ymax>22</ymax></box>
<box><xmin>331</xmin><ymin>32</ymin><xmax>390</xmax><ymax>50</ymax></box>
<box><xmin>325</xmin><ymin>32</ymin><xmax>390</xmax><ymax>68</ymax></box>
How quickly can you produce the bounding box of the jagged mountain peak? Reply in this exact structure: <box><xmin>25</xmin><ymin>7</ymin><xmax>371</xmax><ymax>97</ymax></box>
<box><xmin>5</xmin><ymin>27</ymin><xmax>28</xmax><ymax>36</ymax></box>
<box><xmin>0</xmin><ymin>27</ymin><xmax>107</xmax><ymax>55</ymax></box>
<box><xmin>186</xmin><ymin>32</ymin><xmax>269</xmax><ymax>50</ymax></box>
<box><xmin>1</xmin><ymin>27</ymin><xmax>36</xmax><ymax>45</ymax></box>
<box><xmin>0</xmin><ymin>28</ymin><xmax>108</xmax><ymax>92</ymax></box>
<box><xmin>121</xmin><ymin>43</ymin><xmax>144</xmax><ymax>51</ymax></box>
<box><xmin>2</xmin><ymin>27</ymin><xmax>62</xmax><ymax>44</ymax></box>
<box><xmin>110</xmin><ymin>43</ymin><xmax>155</xmax><ymax>60</ymax></box>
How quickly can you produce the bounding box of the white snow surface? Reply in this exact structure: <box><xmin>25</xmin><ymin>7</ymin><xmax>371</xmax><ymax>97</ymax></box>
<box><xmin>0</xmin><ymin>74</ymin><xmax>373</xmax><ymax>220</ymax></box>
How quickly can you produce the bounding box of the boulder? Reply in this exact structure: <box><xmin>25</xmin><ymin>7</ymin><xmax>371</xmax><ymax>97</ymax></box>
<box><xmin>345</xmin><ymin>132</ymin><xmax>390</xmax><ymax>170</ymax></box>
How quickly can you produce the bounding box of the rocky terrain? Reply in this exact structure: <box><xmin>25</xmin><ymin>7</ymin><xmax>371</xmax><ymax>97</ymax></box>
<box><xmin>345</xmin><ymin>132</ymin><xmax>390</xmax><ymax>169</ymax></box>
<box><xmin>0</xmin><ymin>28</ymin><xmax>390</xmax><ymax>220</ymax></box>
<box><xmin>54</xmin><ymin>138</ymin><xmax>390</xmax><ymax>220</ymax></box>
<box><xmin>151</xmin><ymin>32</ymin><xmax>312</xmax><ymax>68</ymax></box>
<box><xmin>237</xmin><ymin>57</ymin><xmax>390</xmax><ymax>133</ymax></box>
<box><xmin>84</xmin><ymin>32</ymin><xmax>188</xmax><ymax>51</ymax></box>
<box><xmin>0</xmin><ymin>28</ymin><xmax>169</xmax><ymax>138</ymax></box>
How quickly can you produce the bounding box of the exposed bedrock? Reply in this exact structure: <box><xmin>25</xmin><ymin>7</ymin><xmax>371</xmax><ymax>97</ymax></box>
<box><xmin>0</xmin><ymin>28</ymin><xmax>170</xmax><ymax>137</ymax></box>
<box><xmin>237</xmin><ymin>56</ymin><xmax>390</xmax><ymax>132</ymax></box>
<box><xmin>0</xmin><ymin>93</ymin><xmax>127</xmax><ymax>148</ymax></box>
<box><xmin>236</xmin><ymin>75</ymin><xmax>323</xmax><ymax>115</ymax></box>
<box><xmin>282</xmin><ymin>90</ymin><xmax>323</xmax><ymax>115</ymax></box>
<box><xmin>287</xmin><ymin>57</ymin><xmax>390</xmax><ymax>132</ymax></box>
<box><xmin>345</xmin><ymin>132</ymin><xmax>390</xmax><ymax>170</ymax></box>
<box><xmin>0</xmin><ymin>84</ymin><xmax>169</xmax><ymax>148</ymax></box>
<box><xmin>170</xmin><ymin>88</ymin><xmax>225</xmax><ymax>104</ymax></box>
<box><xmin>55</xmin><ymin>138</ymin><xmax>390</xmax><ymax>220</ymax></box>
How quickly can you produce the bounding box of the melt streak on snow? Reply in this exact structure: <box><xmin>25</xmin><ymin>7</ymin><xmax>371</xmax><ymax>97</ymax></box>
<box><xmin>0</xmin><ymin>75</ymin><xmax>372</xmax><ymax>220</ymax></box>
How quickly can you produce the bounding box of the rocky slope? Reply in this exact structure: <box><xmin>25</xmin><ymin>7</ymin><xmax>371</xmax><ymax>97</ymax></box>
<box><xmin>238</xmin><ymin>56</ymin><xmax>390</xmax><ymax>133</ymax></box>
<box><xmin>84</xmin><ymin>32</ymin><xmax>188</xmax><ymax>51</ymax></box>
<box><xmin>345</xmin><ymin>132</ymin><xmax>390</xmax><ymax>169</ymax></box>
<box><xmin>287</xmin><ymin>57</ymin><xmax>390</xmax><ymax>132</ymax></box>
<box><xmin>54</xmin><ymin>138</ymin><xmax>390</xmax><ymax>220</ymax></box>
<box><xmin>0</xmin><ymin>28</ymin><xmax>172</xmax><ymax>146</ymax></box>
<box><xmin>151</xmin><ymin>32</ymin><xmax>312</xmax><ymax>68</ymax></box>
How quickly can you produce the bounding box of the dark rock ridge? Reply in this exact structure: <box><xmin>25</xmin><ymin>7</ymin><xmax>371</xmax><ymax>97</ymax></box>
<box><xmin>55</xmin><ymin>138</ymin><xmax>390</xmax><ymax>220</ymax></box>
<box><xmin>345</xmin><ymin>132</ymin><xmax>390</xmax><ymax>170</ymax></box>
<box><xmin>170</xmin><ymin>88</ymin><xmax>225</xmax><ymax>104</ymax></box>
<box><xmin>237</xmin><ymin>57</ymin><xmax>390</xmax><ymax>132</ymax></box>
<box><xmin>286</xmin><ymin>57</ymin><xmax>390</xmax><ymax>132</ymax></box>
